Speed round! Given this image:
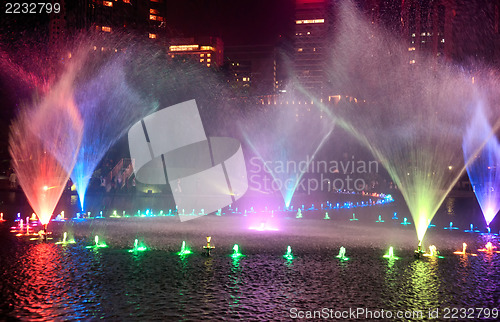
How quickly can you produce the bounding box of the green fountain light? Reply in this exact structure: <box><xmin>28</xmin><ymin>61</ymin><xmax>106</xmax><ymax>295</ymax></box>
<box><xmin>283</xmin><ymin>245</ymin><xmax>294</xmax><ymax>260</ymax></box>
<box><xmin>324</xmin><ymin>2</ymin><xmax>485</xmax><ymax>245</ymax></box>
<box><xmin>231</xmin><ymin>244</ymin><xmax>244</xmax><ymax>259</ymax></box>
<box><xmin>335</xmin><ymin>246</ymin><xmax>349</xmax><ymax>261</ymax></box>
<box><xmin>85</xmin><ymin>235</ymin><xmax>108</xmax><ymax>248</ymax></box>
<box><xmin>177</xmin><ymin>240</ymin><xmax>192</xmax><ymax>256</ymax></box>
<box><xmin>383</xmin><ymin>246</ymin><xmax>399</xmax><ymax>260</ymax></box>
<box><xmin>128</xmin><ymin>239</ymin><xmax>148</xmax><ymax>252</ymax></box>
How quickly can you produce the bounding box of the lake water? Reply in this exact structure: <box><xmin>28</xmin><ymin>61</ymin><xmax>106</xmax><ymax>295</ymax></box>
<box><xmin>0</xmin><ymin>190</ymin><xmax>499</xmax><ymax>321</ymax></box>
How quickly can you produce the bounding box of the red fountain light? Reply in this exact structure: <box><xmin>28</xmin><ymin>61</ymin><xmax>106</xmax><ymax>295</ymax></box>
<box><xmin>9</xmin><ymin>70</ymin><xmax>83</xmax><ymax>227</ymax></box>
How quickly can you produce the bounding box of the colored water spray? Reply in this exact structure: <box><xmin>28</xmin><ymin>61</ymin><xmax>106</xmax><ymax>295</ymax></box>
<box><xmin>231</xmin><ymin>244</ymin><xmax>244</xmax><ymax>259</ymax></box>
<box><xmin>335</xmin><ymin>246</ymin><xmax>349</xmax><ymax>261</ymax></box>
<box><xmin>283</xmin><ymin>245</ymin><xmax>294</xmax><ymax>260</ymax></box>
<box><xmin>401</xmin><ymin>217</ymin><xmax>411</xmax><ymax>226</ymax></box>
<box><xmin>444</xmin><ymin>222</ymin><xmax>459</xmax><ymax>230</ymax></box>
<box><xmin>383</xmin><ymin>246</ymin><xmax>399</xmax><ymax>260</ymax></box>
<box><xmin>129</xmin><ymin>239</ymin><xmax>148</xmax><ymax>252</ymax></box>
<box><xmin>86</xmin><ymin>235</ymin><xmax>108</xmax><ymax>248</ymax></box>
<box><xmin>177</xmin><ymin>241</ymin><xmax>192</xmax><ymax>256</ymax></box>
<box><xmin>478</xmin><ymin>242</ymin><xmax>500</xmax><ymax>253</ymax></box>
<box><xmin>376</xmin><ymin>215</ymin><xmax>384</xmax><ymax>223</ymax></box>
<box><xmin>55</xmin><ymin>232</ymin><xmax>76</xmax><ymax>245</ymax></box>
<box><xmin>350</xmin><ymin>213</ymin><xmax>358</xmax><ymax>221</ymax></box>
<box><xmin>423</xmin><ymin>245</ymin><xmax>444</xmax><ymax>258</ymax></box>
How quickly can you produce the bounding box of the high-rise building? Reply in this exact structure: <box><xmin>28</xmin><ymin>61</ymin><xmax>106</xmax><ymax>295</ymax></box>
<box><xmin>294</xmin><ymin>0</ymin><xmax>332</xmax><ymax>97</ymax></box>
<box><xmin>168</xmin><ymin>37</ymin><xmax>224</xmax><ymax>68</ymax></box>
<box><xmin>89</xmin><ymin>0</ymin><xmax>167</xmax><ymax>40</ymax></box>
<box><xmin>401</xmin><ymin>0</ymin><xmax>500</xmax><ymax>65</ymax></box>
<box><xmin>225</xmin><ymin>45</ymin><xmax>278</xmax><ymax>96</ymax></box>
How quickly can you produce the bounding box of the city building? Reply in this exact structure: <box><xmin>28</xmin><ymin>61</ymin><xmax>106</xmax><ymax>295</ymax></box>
<box><xmin>89</xmin><ymin>0</ymin><xmax>167</xmax><ymax>40</ymax></box>
<box><xmin>401</xmin><ymin>0</ymin><xmax>500</xmax><ymax>65</ymax></box>
<box><xmin>293</xmin><ymin>0</ymin><xmax>333</xmax><ymax>98</ymax></box>
<box><xmin>225</xmin><ymin>45</ymin><xmax>279</xmax><ymax>96</ymax></box>
<box><xmin>168</xmin><ymin>37</ymin><xmax>224</xmax><ymax>68</ymax></box>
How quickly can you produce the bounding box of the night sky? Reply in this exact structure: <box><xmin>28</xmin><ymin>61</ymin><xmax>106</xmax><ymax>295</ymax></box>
<box><xmin>166</xmin><ymin>0</ymin><xmax>294</xmax><ymax>45</ymax></box>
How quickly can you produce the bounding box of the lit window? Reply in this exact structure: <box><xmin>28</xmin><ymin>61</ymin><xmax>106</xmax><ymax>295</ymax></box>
<box><xmin>411</xmin><ymin>33</ymin><xmax>415</xmax><ymax>37</ymax></box>
<box><xmin>93</xmin><ymin>46</ymin><xmax>97</xmax><ymax>50</ymax></box>
<box><xmin>297</xmin><ymin>48</ymin><xmax>303</xmax><ymax>52</ymax></box>
<box><xmin>207</xmin><ymin>58</ymin><xmax>211</xmax><ymax>62</ymax></box>
<box><xmin>295</xmin><ymin>19</ymin><xmax>325</xmax><ymax>24</ymax></box>
<box><xmin>150</xmin><ymin>9</ymin><xmax>159</xmax><ymax>14</ymax></box>
<box><xmin>149</xmin><ymin>33</ymin><xmax>157</xmax><ymax>39</ymax></box>
<box><xmin>200</xmin><ymin>59</ymin><xmax>204</xmax><ymax>62</ymax></box>
<box><xmin>409</xmin><ymin>60</ymin><xmax>416</xmax><ymax>64</ymax></box>
<box><xmin>102</xmin><ymin>26</ymin><xmax>111</xmax><ymax>32</ymax></box>
<box><xmin>307</xmin><ymin>31</ymin><xmax>311</xmax><ymax>35</ymax></box>
<box><xmin>207</xmin><ymin>53</ymin><xmax>211</xmax><ymax>57</ymax></box>
<box><xmin>150</xmin><ymin>15</ymin><xmax>164</xmax><ymax>21</ymax></box>
<box><xmin>421</xmin><ymin>32</ymin><xmax>426</xmax><ymax>36</ymax></box>
<box><xmin>200</xmin><ymin>54</ymin><xmax>204</xmax><ymax>57</ymax></box>
<box><xmin>200</xmin><ymin>46</ymin><xmax>215</xmax><ymax>51</ymax></box>
<box><xmin>169</xmin><ymin>45</ymin><xmax>199</xmax><ymax>51</ymax></box>
<box><xmin>242</xmin><ymin>77</ymin><xmax>247</xmax><ymax>81</ymax></box>
<box><xmin>408</xmin><ymin>47</ymin><xmax>415</xmax><ymax>51</ymax></box>
<box><xmin>103</xmin><ymin>1</ymin><xmax>113</xmax><ymax>7</ymax></box>
<box><xmin>207</xmin><ymin>63</ymin><xmax>211</xmax><ymax>67</ymax></box>
<box><xmin>150</xmin><ymin>0</ymin><xmax>163</xmax><ymax>2</ymax></box>
<box><xmin>441</xmin><ymin>38</ymin><xmax>445</xmax><ymax>43</ymax></box>
<box><xmin>123</xmin><ymin>0</ymin><xmax>130</xmax><ymax>3</ymax></box>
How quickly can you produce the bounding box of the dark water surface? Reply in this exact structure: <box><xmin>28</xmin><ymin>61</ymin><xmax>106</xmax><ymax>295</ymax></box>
<box><xmin>0</xmin><ymin>191</ymin><xmax>499</xmax><ymax>321</ymax></box>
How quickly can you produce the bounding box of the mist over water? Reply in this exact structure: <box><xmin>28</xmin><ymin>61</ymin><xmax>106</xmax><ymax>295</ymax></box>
<box><xmin>71</xmin><ymin>52</ymin><xmax>159</xmax><ymax>211</ymax></box>
<box><xmin>463</xmin><ymin>104</ymin><xmax>500</xmax><ymax>226</ymax></box>
<box><xmin>8</xmin><ymin>64</ymin><xmax>83</xmax><ymax>225</ymax></box>
<box><xmin>325</xmin><ymin>2</ymin><xmax>484</xmax><ymax>243</ymax></box>
<box><xmin>240</xmin><ymin>101</ymin><xmax>334</xmax><ymax>208</ymax></box>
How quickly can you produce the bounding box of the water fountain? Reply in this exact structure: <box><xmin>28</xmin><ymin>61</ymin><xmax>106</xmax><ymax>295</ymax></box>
<box><xmin>443</xmin><ymin>222</ymin><xmax>459</xmax><ymax>230</ymax></box>
<box><xmin>335</xmin><ymin>246</ymin><xmax>349</xmax><ymax>261</ymax></box>
<box><xmin>422</xmin><ymin>245</ymin><xmax>444</xmax><ymax>258</ymax></box>
<box><xmin>203</xmin><ymin>236</ymin><xmax>215</xmax><ymax>256</ymax></box>
<box><xmin>324</xmin><ymin>212</ymin><xmax>330</xmax><ymax>220</ymax></box>
<box><xmin>463</xmin><ymin>105</ymin><xmax>500</xmax><ymax>228</ymax></box>
<box><xmin>383</xmin><ymin>247</ymin><xmax>399</xmax><ymax>260</ymax></box>
<box><xmin>283</xmin><ymin>245</ymin><xmax>294</xmax><ymax>260</ymax></box>
<box><xmin>477</xmin><ymin>242</ymin><xmax>500</xmax><ymax>254</ymax></box>
<box><xmin>325</xmin><ymin>2</ymin><xmax>482</xmax><ymax>248</ymax></box>
<box><xmin>9</xmin><ymin>62</ymin><xmax>83</xmax><ymax>236</ymax></box>
<box><xmin>375</xmin><ymin>215</ymin><xmax>384</xmax><ymax>223</ymax></box>
<box><xmin>128</xmin><ymin>239</ymin><xmax>148</xmax><ymax>252</ymax></box>
<box><xmin>55</xmin><ymin>232</ymin><xmax>76</xmax><ymax>245</ymax></box>
<box><xmin>401</xmin><ymin>218</ymin><xmax>411</xmax><ymax>226</ymax></box>
<box><xmin>86</xmin><ymin>235</ymin><xmax>108</xmax><ymax>249</ymax></box>
<box><xmin>231</xmin><ymin>244</ymin><xmax>244</xmax><ymax>259</ymax></box>
<box><xmin>240</xmin><ymin>92</ymin><xmax>334</xmax><ymax>209</ymax></box>
<box><xmin>177</xmin><ymin>241</ymin><xmax>192</xmax><ymax>256</ymax></box>
<box><xmin>349</xmin><ymin>213</ymin><xmax>358</xmax><ymax>221</ymax></box>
